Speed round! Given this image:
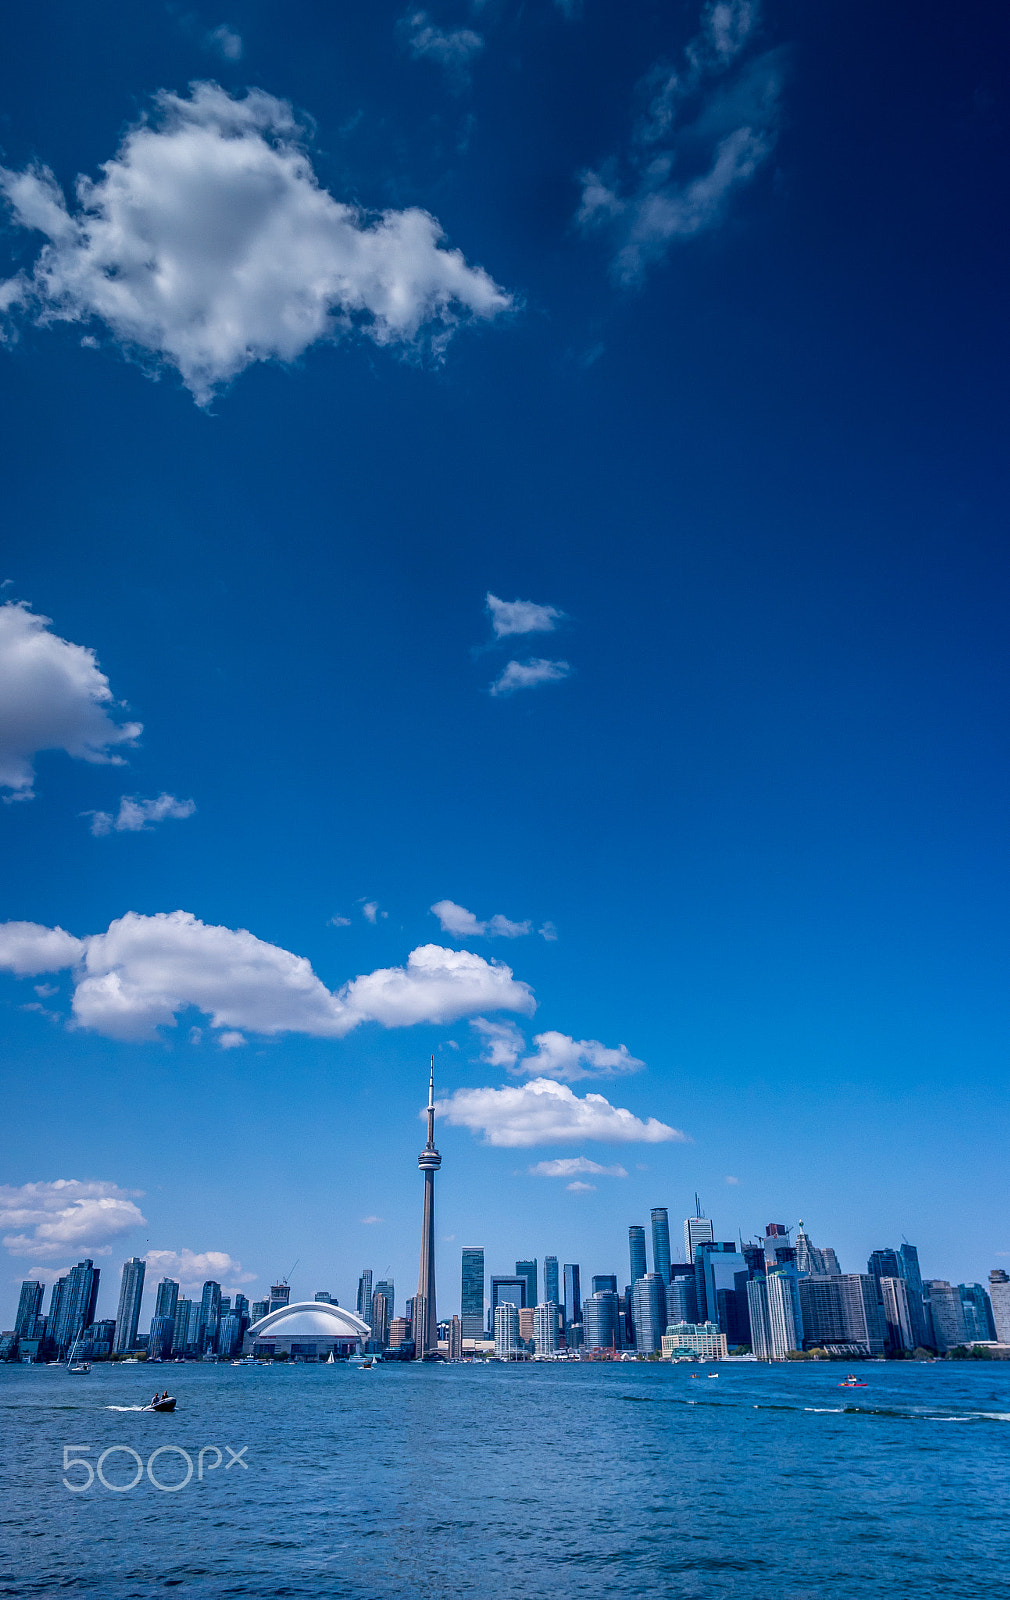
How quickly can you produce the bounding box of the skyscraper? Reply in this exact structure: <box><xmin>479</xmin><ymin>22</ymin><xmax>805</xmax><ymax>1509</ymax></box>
<box><xmin>533</xmin><ymin>1302</ymin><xmax>558</xmax><ymax>1356</ymax></box>
<box><xmin>684</xmin><ymin>1202</ymin><xmax>714</xmax><ymax>1265</ymax></box>
<box><xmin>989</xmin><ymin>1270</ymin><xmax>1010</xmax><ymax>1343</ymax></box>
<box><xmin>15</xmin><ymin>1281</ymin><xmax>43</xmax><ymax>1342</ymax></box>
<box><xmin>583</xmin><ymin>1291</ymin><xmax>620</xmax><ymax>1352</ymax></box>
<box><xmin>897</xmin><ymin>1243</ymin><xmax>929</xmax><ymax>1348</ymax></box>
<box><xmin>631</xmin><ymin>1273</ymin><xmax>666</xmax><ymax>1353</ymax></box>
<box><xmin>746</xmin><ymin>1278</ymin><xmax>772</xmax><ymax>1360</ymax></box>
<box><xmin>880</xmin><ymin>1277</ymin><xmax>914</xmax><ymax>1352</ymax></box>
<box><xmin>149</xmin><ymin>1315</ymin><xmax>175</xmax><ymax>1360</ymax></box>
<box><xmin>374</xmin><ymin>1279</ymin><xmax>395</xmax><ymax>1328</ymax></box>
<box><xmin>867</xmin><ymin>1249</ymin><xmax>901</xmax><ymax>1299</ymax></box>
<box><xmin>356</xmin><ymin>1270</ymin><xmax>374</xmax><ymax>1324</ymax></box>
<box><xmin>49</xmin><ymin>1259</ymin><xmax>100</xmax><ymax>1357</ymax></box>
<box><xmin>651</xmin><ymin>1209</ymin><xmax>672</xmax><ymax>1284</ymax></box>
<box><xmin>197</xmin><ymin>1280</ymin><xmax>222</xmax><ymax>1353</ymax></box>
<box><xmin>925</xmin><ymin>1281</ymin><xmax>967</xmax><ymax>1352</ymax></box>
<box><xmin>114</xmin><ymin>1257</ymin><xmax>146</xmax><ymax>1354</ymax></box>
<box><xmin>959</xmin><ymin>1283</ymin><xmax>996</xmax><ymax>1342</ymax></box>
<box><xmin>516</xmin><ymin>1259</ymin><xmax>538</xmax><ymax>1309</ymax></box>
<box><xmin>592</xmin><ymin>1275</ymin><xmax>618</xmax><ymax>1296</ymax></box>
<box><xmin>766</xmin><ymin>1269</ymin><xmax>803</xmax><ymax>1359</ymax></box>
<box><xmin>628</xmin><ymin>1226</ymin><xmax>647</xmax><ymax>1286</ymax></box>
<box><xmin>268</xmin><ymin>1280</ymin><xmax>291</xmax><ymax>1313</ymax></box>
<box><xmin>544</xmin><ymin>1256</ymin><xmax>559</xmax><ymax>1307</ymax></box>
<box><xmin>414</xmin><ymin>1057</ymin><xmax>441</xmax><ymax>1358</ymax></box>
<box><xmin>461</xmin><ymin>1247</ymin><xmax>485</xmax><ymax>1340</ymax></box>
<box><xmin>370</xmin><ymin>1289</ymin><xmax>389</xmax><ymax>1348</ymax></box>
<box><xmin>490</xmin><ymin>1276</ymin><xmax>526</xmax><ymax>1323</ymax></box>
<box><xmin>172</xmin><ymin>1300</ymin><xmax>194</xmax><ymax>1354</ymax></box>
<box><xmin>494</xmin><ymin>1302</ymin><xmax>520</xmax><ymax>1359</ymax></box>
<box><xmin>563</xmin><ymin>1264</ymin><xmax>582</xmax><ymax>1332</ymax></box>
<box><xmin>665</xmin><ymin>1274</ymin><xmax>698</xmax><ymax>1325</ymax></box>
<box><xmin>154</xmin><ymin>1278</ymin><xmax>179</xmax><ymax>1323</ymax></box>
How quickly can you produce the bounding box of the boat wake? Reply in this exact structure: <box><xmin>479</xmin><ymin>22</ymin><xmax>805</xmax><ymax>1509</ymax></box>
<box><xmin>105</xmin><ymin>1404</ymin><xmax>148</xmax><ymax>1412</ymax></box>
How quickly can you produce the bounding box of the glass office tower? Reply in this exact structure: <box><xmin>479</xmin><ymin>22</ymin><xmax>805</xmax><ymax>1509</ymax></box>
<box><xmin>114</xmin><ymin>1256</ymin><xmax>146</xmax><ymax>1354</ymax></box>
<box><xmin>563</xmin><ymin>1264</ymin><xmax>582</xmax><ymax>1331</ymax></box>
<box><xmin>629</xmin><ymin>1226</ymin><xmax>647</xmax><ymax>1286</ymax></box>
<box><xmin>515</xmin><ymin>1260</ymin><xmax>537</xmax><ymax>1309</ymax></box>
<box><xmin>544</xmin><ymin>1256</ymin><xmax>559</xmax><ymax>1307</ymax></box>
<box><xmin>651</xmin><ymin>1209</ymin><xmax>672</xmax><ymax>1284</ymax></box>
<box><xmin>461</xmin><ymin>1247</ymin><xmax>485</xmax><ymax>1340</ymax></box>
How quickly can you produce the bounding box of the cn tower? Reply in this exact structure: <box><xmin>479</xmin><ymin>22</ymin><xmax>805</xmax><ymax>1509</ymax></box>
<box><xmin>414</xmin><ymin>1056</ymin><xmax>441</xmax><ymax>1358</ymax></box>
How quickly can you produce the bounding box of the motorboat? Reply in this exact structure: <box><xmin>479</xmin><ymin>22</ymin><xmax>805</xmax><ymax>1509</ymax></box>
<box><xmin>144</xmin><ymin>1396</ymin><xmax>177</xmax><ymax>1412</ymax></box>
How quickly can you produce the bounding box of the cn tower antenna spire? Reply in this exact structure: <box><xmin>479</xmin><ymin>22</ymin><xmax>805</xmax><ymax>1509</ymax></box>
<box><xmin>415</xmin><ymin>1053</ymin><xmax>441</xmax><ymax>1357</ymax></box>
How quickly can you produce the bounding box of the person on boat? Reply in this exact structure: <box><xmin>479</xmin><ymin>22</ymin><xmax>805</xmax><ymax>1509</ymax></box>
<box><xmin>151</xmin><ymin>1393</ymin><xmax>159</xmax><ymax>1406</ymax></box>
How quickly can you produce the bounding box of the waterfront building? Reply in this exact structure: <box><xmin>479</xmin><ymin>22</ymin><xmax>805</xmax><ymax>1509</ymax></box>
<box><xmin>154</xmin><ymin>1278</ymin><xmax>179</xmax><ymax>1323</ymax></box>
<box><xmin>959</xmin><ymin>1283</ymin><xmax>996</xmax><ymax>1342</ymax></box>
<box><xmin>114</xmin><ymin>1257</ymin><xmax>146</xmax><ymax>1354</ymax></box>
<box><xmin>494</xmin><ymin>1302</ymin><xmax>520</xmax><ymax>1359</ymax></box>
<box><xmin>665</xmin><ymin>1274</ymin><xmax>698</xmax><ymax>1326</ymax></box>
<box><xmin>244</xmin><ymin>1301</ymin><xmax>370</xmax><ymax>1359</ymax></box>
<box><xmin>631</xmin><ymin>1273</ymin><xmax>666</xmax><ymax>1353</ymax></box>
<box><xmin>766</xmin><ymin>1269</ymin><xmax>803</xmax><ymax>1359</ymax></box>
<box><xmin>695</xmin><ymin>1243</ymin><xmax>749</xmax><ymax>1342</ymax></box>
<box><xmin>356</xmin><ymin>1270</ymin><xmax>373</xmax><ymax>1323</ymax></box>
<box><xmin>746</xmin><ymin>1277</ymin><xmax>772</xmax><ymax>1360</ymax></box>
<box><xmin>583</xmin><ymin>1291</ymin><xmax>619</xmax><ymax>1352</ymax></box>
<box><xmin>370</xmin><ymin>1290</ymin><xmax>389</xmax><ymax>1347</ymax></box>
<box><xmin>989</xmin><ymin>1270</ymin><xmax>1010</xmax><ymax>1343</ymax></box>
<box><xmin>661</xmin><ymin>1320</ymin><xmax>728</xmax><ymax>1360</ymax></box>
<box><xmin>879</xmin><ymin>1277</ymin><xmax>914</xmax><ymax>1353</ymax></box>
<box><xmin>518</xmin><ymin>1307</ymin><xmax>536</xmax><ymax>1351</ymax></box>
<box><xmin>797</xmin><ymin>1275</ymin><xmax>847</xmax><ymax>1347</ymax></box>
<box><xmin>837</xmin><ymin>1275</ymin><xmax>887</xmax><ymax>1356</ymax></box>
<box><xmin>563</xmin><ymin>1264</ymin><xmax>582</xmax><ymax>1333</ymax></box>
<box><xmin>461</xmin><ymin>1247</ymin><xmax>485</xmax><ymax>1340</ymax></box>
<box><xmin>389</xmin><ymin>1316</ymin><xmax>411</xmax><ymax>1349</ymax></box>
<box><xmin>925</xmin><ymin>1282</ymin><xmax>967</xmax><ymax>1351</ymax></box>
<box><xmin>447</xmin><ymin>1314</ymin><xmax>463</xmax><ymax>1358</ymax></box>
<box><xmin>533</xmin><ymin>1302</ymin><xmax>559</xmax><ymax>1356</ymax></box>
<box><xmin>516</xmin><ymin>1260</ymin><xmax>538</xmax><ymax>1309</ymax></box>
<box><xmin>684</xmin><ymin>1204</ymin><xmax>714</xmax><ymax>1265</ymax></box>
<box><xmin>48</xmin><ymin>1260</ymin><xmax>100</xmax><ymax>1358</ymax></box>
<box><xmin>84</xmin><ymin>1319</ymin><xmax>116</xmax><ymax>1359</ymax></box>
<box><xmin>544</xmin><ymin>1256</ymin><xmax>559</xmax><ymax>1308</ymax></box>
<box><xmin>629</xmin><ymin>1226</ymin><xmax>647</xmax><ymax>1287</ymax></box>
<box><xmin>414</xmin><ymin>1057</ymin><xmax>442</xmax><ymax>1357</ymax></box>
<box><xmin>250</xmin><ymin>1300</ymin><xmax>268</xmax><ymax>1324</ymax></box>
<box><xmin>268</xmin><ymin>1280</ymin><xmax>291</xmax><ymax>1314</ymax></box>
<box><xmin>895</xmin><ymin>1243</ymin><xmax>929</xmax><ymax>1348</ymax></box>
<box><xmin>149</xmin><ymin>1314</ymin><xmax>175</xmax><ymax>1360</ymax></box>
<box><xmin>14</xmin><ymin>1282</ymin><xmax>43</xmax><ymax>1342</ymax></box>
<box><xmin>197</xmin><ymin>1281</ymin><xmax>222</xmax><ymax>1354</ymax></box>
<box><xmin>651</xmin><ymin>1209</ymin><xmax>672</xmax><ymax>1285</ymax></box>
<box><xmin>217</xmin><ymin>1312</ymin><xmax>244</xmax><ymax>1358</ymax></box>
<box><xmin>172</xmin><ymin>1300</ymin><xmax>194</xmax><ymax>1354</ymax></box>
<box><xmin>592</xmin><ymin>1275</ymin><xmax>618</xmax><ymax>1295</ymax></box>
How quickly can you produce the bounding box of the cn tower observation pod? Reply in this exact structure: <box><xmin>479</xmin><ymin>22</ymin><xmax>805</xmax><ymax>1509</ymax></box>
<box><xmin>242</xmin><ymin>1301</ymin><xmax>371</xmax><ymax>1359</ymax></box>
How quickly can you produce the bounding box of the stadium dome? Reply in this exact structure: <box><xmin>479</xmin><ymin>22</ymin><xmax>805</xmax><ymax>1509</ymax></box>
<box><xmin>242</xmin><ymin>1301</ymin><xmax>371</xmax><ymax>1358</ymax></box>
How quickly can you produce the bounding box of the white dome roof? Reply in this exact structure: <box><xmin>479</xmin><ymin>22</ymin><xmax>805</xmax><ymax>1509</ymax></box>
<box><xmin>248</xmin><ymin>1301</ymin><xmax>370</xmax><ymax>1339</ymax></box>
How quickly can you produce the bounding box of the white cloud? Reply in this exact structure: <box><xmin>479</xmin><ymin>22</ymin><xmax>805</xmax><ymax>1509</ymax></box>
<box><xmin>490</xmin><ymin>658</ymin><xmax>572</xmax><ymax>697</ymax></box>
<box><xmin>0</xmin><ymin>910</ymin><xmax>535</xmax><ymax>1042</ymax></box>
<box><xmin>431</xmin><ymin>899</ymin><xmax>532</xmax><ymax>939</ymax></box>
<box><xmin>513</xmin><ymin>1030</ymin><xmax>645</xmax><ymax>1082</ymax></box>
<box><xmin>0</xmin><ymin>83</ymin><xmax>512</xmax><ymax>405</ymax></box>
<box><xmin>361</xmin><ymin>1216</ymin><xmax>383</xmax><ymax>1225</ymax></box>
<box><xmin>217</xmin><ymin>1030</ymin><xmax>246</xmax><ymax>1049</ymax></box>
<box><xmin>0</xmin><ymin>1180</ymin><xmax>146</xmax><ymax>1260</ymax></box>
<box><xmin>725</xmin><ymin>1174</ymin><xmax>740</xmax><ymax>1185</ymax></box>
<box><xmin>328</xmin><ymin>914</ymin><xmax>352</xmax><ymax>928</ymax></box>
<box><xmin>566</xmin><ymin>1180</ymin><xmax>596</xmax><ymax>1192</ymax></box>
<box><xmin>470</xmin><ymin>1016</ymin><xmax>525</xmax><ymax>1069</ymax></box>
<box><xmin>359</xmin><ymin>900</ymin><xmax>387</xmax><ymax>924</ymax></box>
<box><xmin>528</xmin><ymin>1157</ymin><xmax>628</xmax><ymax>1178</ymax></box>
<box><xmin>538</xmin><ymin>922</ymin><xmax>558</xmax><ymax>942</ymax></box>
<box><xmin>435</xmin><ymin>1076</ymin><xmax>685</xmax><ymax>1147</ymax></box>
<box><xmin>486</xmin><ymin>592</ymin><xmax>565</xmax><ymax>639</ymax></box>
<box><xmin>401</xmin><ymin>11</ymin><xmax>484</xmax><ymax>89</ymax></box>
<box><xmin>144</xmin><ymin>1248</ymin><xmax>254</xmax><ymax>1293</ymax></box>
<box><xmin>88</xmin><ymin>792</ymin><xmax>195</xmax><ymax>837</ymax></box>
<box><xmin>0</xmin><ymin>602</ymin><xmax>141</xmax><ymax>799</ymax></box>
<box><xmin>576</xmin><ymin>1</ymin><xmax>783</xmax><ymax>283</ymax></box>
<box><xmin>207</xmin><ymin>23</ymin><xmax>243</xmax><ymax>61</ymax></box>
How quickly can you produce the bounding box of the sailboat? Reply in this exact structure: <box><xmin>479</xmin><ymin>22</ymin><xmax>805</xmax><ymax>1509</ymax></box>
<box><xmin>67</xmin><ymin>1334</ymin><xmax>91</xmax><ymax>1375</ymax></box>
<box><xmin>325</xmin><ymin>1350</ymin><xmax>335</xmax><ymax>1364</ymax></box>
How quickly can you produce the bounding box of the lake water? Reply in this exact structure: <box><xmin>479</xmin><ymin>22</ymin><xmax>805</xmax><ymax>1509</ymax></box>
<box><xmin>2</xmin><ymin>1359</ymin><xmax>1008</xmax><ymax>1598</ymax></box>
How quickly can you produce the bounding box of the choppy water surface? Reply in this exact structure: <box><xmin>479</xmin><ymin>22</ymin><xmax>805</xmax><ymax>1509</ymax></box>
<box><xmin>2</xmin><ymin>1359</ymin><xmax>1008</xmax><ymax>1598</ymax></box>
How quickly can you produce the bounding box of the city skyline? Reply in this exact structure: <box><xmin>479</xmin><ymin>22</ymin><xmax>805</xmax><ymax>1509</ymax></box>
<box><xmin>2</xmin><ymin>3</ymin><xmax>1009</xmax><ymax>1329</ymax></box>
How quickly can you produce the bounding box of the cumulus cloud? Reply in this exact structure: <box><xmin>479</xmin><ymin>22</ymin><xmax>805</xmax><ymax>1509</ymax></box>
<box><xmin>328</xmin><ymin>914</ymin><xmax>352</xmax><ymax>928</ymax></box>
<box><xmin>470</xmin><ymin>1016</ymin><xmax>525</xmax><ymax>1069</ymax></box>
<box><xmin>539</xmin><ymin>921</ymin><xmax>558</xmax><ymax>942</ymax></box>
<box><xmin>490</xmin><ymin>658</ymin><xmax>572</xmax><ymax>697</ymax></box>
<box><xmin>401</xmin><ymin>10</ymin><xmax>484</xmax><ymax>89</ymax></box>
<box><xmin>486</xmin><ymin>592</ymin><xmax>565</xmax><ymax>639</ymax></box>
<box><xmin>435</xmin><ymin>1077</ymin><xmax>685</xmax><ymax>1147</ymax></box>
<box><xmin>0</xmin><ymin>1180</ymin><xmax>146</xmax><ymax>1260</ymax></box>
<box><xmin>577</xmin><ymin>0</ymin><xmax>784</xmax><ymax>283</ymax></box>
<box><xmin>144</xmin><ymin>1248</ymin><xmax>254</xmax><ymax>1293</ymax></box>
<box><xmin>359</xmin><ymin>900</ymin><xmax>387</xmax><ymax>924</ymax></box>
<box><xmin>0</xmin><ymin>83</ymin><xmax>512</xmax><ymax>405</ymax></box>
<box><xmin>528</xmin><ymin>1157</ymin><xmax>628</xmax><ymax>1178</ymax></box>
<box><xmin>0</xmin><ymin>602</ymin><xmax>141</xmax><ymax>799</ymax></box>
<box><xmin>88</xmin><ymin>792</ymin><xmax>195</xmax><ymax>837</ymax></box>
<box><xmin>513</xmin><ymin>1030</ymin><xmax>645</xmax><ymax>1082</ymax></box>
<box><xmin>566</xmin><ymin>1180</ymin><xmax>595</xmax><ymax>1192</ymax></box>
<box><xmin>217</xmin><ymin>1030</ymin><xmax>246</xmax><ymax>1049</ymax></box>
<box><xmin>0</xmin><ymin>910</ymin><xmax>535</xmax><ymax>1042</ymax></box>
<box><xmin>431</xmin><ymin>899</ymin><xmax>532</xmax><ymax>939</ymax></box>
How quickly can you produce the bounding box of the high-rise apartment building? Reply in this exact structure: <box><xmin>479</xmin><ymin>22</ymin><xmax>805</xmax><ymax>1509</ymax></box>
<box><xmin>48</xmin><ymin>1259</ymin><xmax>100</xmax><ymax>1357</ymax></box>
<box><xmin>217</xmin><ymin>1313</ymin><xmax>243</xmax><ymax>1358</ymax></box>
<box><xmin>665</xmin><ymin>1274</ymin><xmax>698</xmax><ymax>1325</ymax></box>
<box><xmin>795</xmin><ymin>1224</ymin><xmax>840</xmax><ymax>1276</ymax></box>
<box><xmin>172</xmin><ymin>1299</ymin><xmax>194</xmax><ymax>1353</ymax></box>
<box><xmin>867</xmin><ymin>1249</ymin><xmax>901</xmax><ymax>1299</ymax></box>
<box><xmin>494</xmin><ymin>1303</ymin><xmax>520</xmax><ymax>1359</ymax></box>
<box><xmin>389</xmin><ymin>1316</ymin><xmax>411</xmax><ymax>1349</ymax></box>
<box><xmin>629</xmin><ymin>1226</ymin><xmax>647</xmax><ymax>1286</ymax></box>
<box><xmin>631</xmin><ymin>1273</ymin><xmax>666</xmax><ymax>1353</ymax></box>
<box><xmin>543</xmin><ymin>1256</ymin><xmax>559</xmax><ymax>1308</ymax></box>
<box><xmin>15</xmin><ymin>1281</ymin><xmax>43</xmax><ymax>1341</ymax></box>
<box><xmin>370</xmin><ymin>1289</ymin><xmax>389</xmax><ymax>1348</ymax></box>
<box><xmin>592</xmin><ymin>1275</ymin><xmax>618</xmax><ymax>1295</ymax></box>
<box><xmin>490</xmin><ymin>1276</ymin><xmax>526</xmax><ymax>1335</ymax></box>
<box><xmin>747</xmin><ymin>1277</ymin><xmax>772</xmax><ymax>1360</ymax></box>
<box><xmin>797</xmin><ymin>1275</ymin><xmax>846</xmax><ymax>1346</ymax></box>
<box><xmin>268</xmin><ymin>1280</ymin><xmax>291</xmax><ymax>1313</ymax></box>
<box><xmin>154</xmin><ymin>1278</ymin><xmax>179</xmax><ymax>1323</ymax></box>
<box><xmin>196</xmin><ymin>1280</ymin><xmax>222</xmax><ymax>1354</ymax></box>
<box><xmin>925</xmin><ymin>1281</ymin><xmax>966</xmax><ymax>1352</ymax></box>
<box><xmin>517</xmin><ymin>1307</ymin><xmax>536</xmax><ymax>1351</ymax></box>
<box><xmin>766</xmin><ymin>1269</ymin><xmax>803</xmax><ymax>1359</ymax></box>
<box><xmin>448</xmin><ymin>1314</ymin><xmax>463</xmax><ymax>1359</ymax></box>
<box><xmin>959</xmin><ymin>1283</ymin><xmax>996</xmax><ymax>1342</ymax></box>
<box><xmin>563</xmin><ymin>1264</ymin><xmax>582</xmax><ymax>1331</ymax></box>
<box><xmin>149</xmin><ymin>1315</ymin><xmax>175</xmax><ymax>1360</ymax></box>
<box><xmin>695</xmin><ymin>1243</ymin><xmax>749</xmax><ymax>1343</ymax></box>
<box><xmin>356</xmin><ymin>1270</ymin><xmax>373</xmax><ymax>1325</ymax></box>
<box><xmin>374</xmin><ymin>1279</ymin><xmax>395</xmax><ymax>1330</ymax></box>
<box><xmin>533</xmin><ymin>1302</ymin><xmax>559</xmax><ymax>1356</ymax></box>
<box><xmin>114</xmin><ymin>1257</ymin><xmax>146</xmax><ymax>1354</ymax></box>
<box><xmin>250</xmin><ymin>1300</ymin><xmax>269</xmax><ymax>1325</ymax></box>
<box><xmin>583</xmin><ymin>1291</ymin><xmax>620</xmax><ymax>1352</ymax></box>
<box><xmin>836</xmin><ymin>1274</ymin><xmax>887</xmax><ymax>1356</ymax></box>
<box><xmin>516</xmin><ymin>1260</ymin><xmax>538</xmax><ymax>1309</ymax></box>
<box><xmin>989</xmin><ymin>1270</ymin><xmax>1010</xmax><ymax>1343</ymax></box>
<box><xmin>651</xmin><ymin>1209</ymin><xmax>672</xmax><ymax>1284</ymax></box>
<box><xmin>461</xmin><ymin>1247</ymin><xmax>485</xmax><ymax>1340</ymax></box>
<box><xmin>879</xmin><ymin>1277</ymin><xmax>914</xmax><ymax>1352</ymax></box>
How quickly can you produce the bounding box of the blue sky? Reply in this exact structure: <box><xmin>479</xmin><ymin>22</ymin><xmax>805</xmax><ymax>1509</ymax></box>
<box><xmin>1</xmin><ymin>1</ymin><xmax>1008</xmax><ymax>1324</ymax></box>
